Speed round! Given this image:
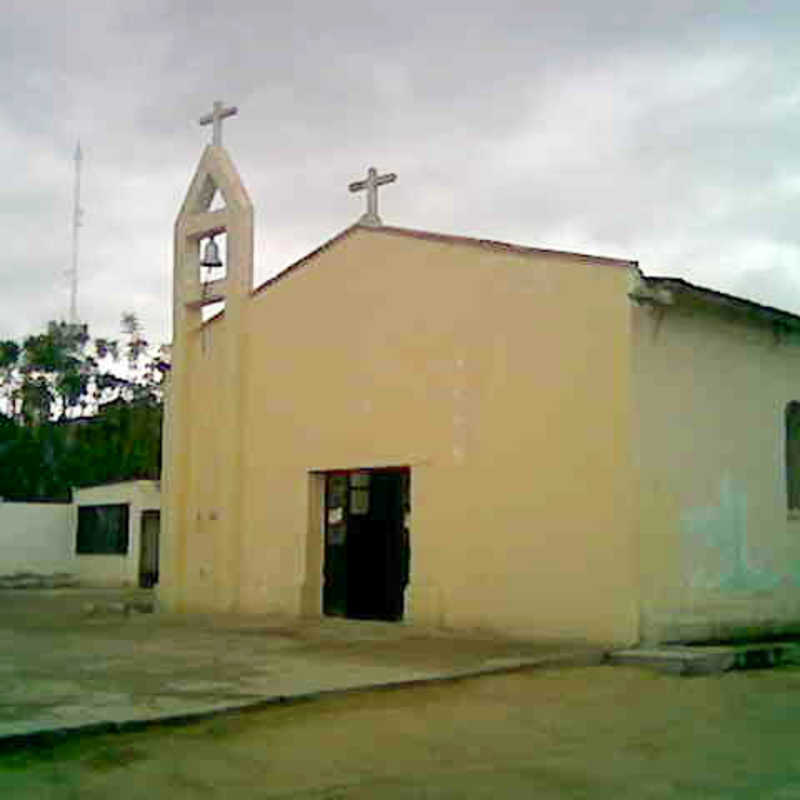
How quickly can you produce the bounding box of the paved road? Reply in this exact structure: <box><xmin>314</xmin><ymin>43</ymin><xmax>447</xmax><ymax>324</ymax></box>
<box><xmin>3</xmin><ymin>663</ymin><xmax>800</xmax><ymax>798</ymax></box>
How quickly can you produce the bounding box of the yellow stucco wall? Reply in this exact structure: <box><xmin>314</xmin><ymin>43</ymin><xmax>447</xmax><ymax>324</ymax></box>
<box><xmin>634</xmin><ymin>295</ymin><xmax>800</xmax><ymax>643</ymax></box>
<box><xmin>162</xmin><ymin>226</ymin><xmax>639</xmax><ymax>644</ymax></box>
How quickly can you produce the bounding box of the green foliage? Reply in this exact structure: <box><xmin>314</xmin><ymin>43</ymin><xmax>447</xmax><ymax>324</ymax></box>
<box><xmin>0</xmin><ymin>315</ymin><xmax>166</xmax><ymax>501</ymax></box>
<box><xmin>23</xmin><ymin>322</ymin><xmax>86</xmax><ymax>372</ymax></box>
<box><xmin>93</xmin><ymin>338</ymin><xmax>119</xmax><ymax>361</ymax></box>
<box><xmin>0</xmin><ymin>402</ymin><xmax>162</xmax><ymax>501</ymax></box>
<box><xmin>0</xmin><ymin>340</ymin><xmax>20</xmax><ymax>369</ymax></box>
<box><xmin>18</xmin><ymin>377</ymin><xmax>53</xmax><ymax>427</ymax></box>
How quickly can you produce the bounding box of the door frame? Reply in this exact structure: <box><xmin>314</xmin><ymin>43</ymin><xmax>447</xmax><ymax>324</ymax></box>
<box><xmin>302</xmin><ymin>466</ymin><xmax>410</xmax><ymax>620</ymax></box>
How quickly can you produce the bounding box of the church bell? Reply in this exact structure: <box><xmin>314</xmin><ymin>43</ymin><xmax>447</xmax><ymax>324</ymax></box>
<box><xmin>200</xmin><ymin>236</ymin><xmax>223</xmax><ymax>268</ymax></box>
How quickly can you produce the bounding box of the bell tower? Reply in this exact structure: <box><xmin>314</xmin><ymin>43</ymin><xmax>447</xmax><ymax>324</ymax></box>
<box><xmin>159</xmin><ymin>101</ymin><xmax>253</xmax><ymax>612</ymax></box>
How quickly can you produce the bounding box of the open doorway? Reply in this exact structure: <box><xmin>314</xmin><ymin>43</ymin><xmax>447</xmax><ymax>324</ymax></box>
<box><xmin>323</xmin><ymin>467</ymin><xmax>409</xmax><ymax>621</ymax></box>
<box><xmin>139</xmin><ymin>509</ymin><xmax>160</xmax><ymax>588</ymax></box>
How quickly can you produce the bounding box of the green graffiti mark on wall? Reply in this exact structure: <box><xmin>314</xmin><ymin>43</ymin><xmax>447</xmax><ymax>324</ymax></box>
<box><xmin>681</xmin><ymin>477</ymin><xmax>781</xmax><ymax>592</ymax></box>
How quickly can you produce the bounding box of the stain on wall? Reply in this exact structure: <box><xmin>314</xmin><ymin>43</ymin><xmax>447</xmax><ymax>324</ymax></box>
<box><xmin>682</xmin><ymin>476</ymin><xmax>781</xmax><ymax>592</ymax></box>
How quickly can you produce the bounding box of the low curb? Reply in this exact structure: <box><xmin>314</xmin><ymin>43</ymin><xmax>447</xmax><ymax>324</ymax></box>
<box><xmin>0</xmin><ymin>648</ymin><xmax>606</xmax><ymax>751</ymax></box>
<box><xmin>609</xmin><ymin>641</ymin><xmax>800</xmax><ymax>675</ymax></box>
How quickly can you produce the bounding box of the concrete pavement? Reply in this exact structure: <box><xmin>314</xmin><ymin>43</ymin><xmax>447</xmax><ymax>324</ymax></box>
<box><xmin>0</xmin><ymin>588</ymin><xmax>604</xmax><ymax>745</ymax></box>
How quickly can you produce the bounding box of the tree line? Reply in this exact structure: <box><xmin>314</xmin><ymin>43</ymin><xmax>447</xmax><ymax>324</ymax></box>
<box><xmin>0</xmin><ymin>314</ymin><xmax>167</xmax><ymax>501</ymax></box>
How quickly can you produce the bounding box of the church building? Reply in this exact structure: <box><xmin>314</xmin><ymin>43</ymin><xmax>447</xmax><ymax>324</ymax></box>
<box><xmin>158</xmin><ymin>103</ymin><xmax>800</xmax><ymax>645</ymax></box>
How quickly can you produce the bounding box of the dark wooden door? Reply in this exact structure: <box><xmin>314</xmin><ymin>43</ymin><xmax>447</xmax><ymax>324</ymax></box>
<box><xmin>139</xmin><ymin>510</ymin><xmax>160</xmax><ymax>588</ymax></box>
<box><xmin>323</xmin><ymin>469</ymin><xmax>408</xmax><ymax>622</ymax></box>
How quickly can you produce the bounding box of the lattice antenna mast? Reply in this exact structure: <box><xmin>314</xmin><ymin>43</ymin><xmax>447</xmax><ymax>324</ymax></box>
<box><xmin>68</xmin><ymin>142</ymin><xmax>83</xmax><ymax>324</ymax></box>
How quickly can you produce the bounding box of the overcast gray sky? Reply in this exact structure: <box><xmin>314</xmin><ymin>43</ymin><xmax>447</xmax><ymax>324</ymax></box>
<box><xmin>2</xmin><ymin>0</ymin><xmax>798</xmax><ymax>344</ymax></box>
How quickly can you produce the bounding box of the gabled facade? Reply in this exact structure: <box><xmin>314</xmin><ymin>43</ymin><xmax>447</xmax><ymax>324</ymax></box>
<box><xmin>159</xmin><ymin>142</ymin><xmax>800</xmax><ymax>646</ymax></box>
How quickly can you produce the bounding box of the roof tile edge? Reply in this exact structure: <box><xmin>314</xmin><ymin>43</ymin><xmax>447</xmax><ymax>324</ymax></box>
<box><xmin>248</xmin><ymin>222</ymin><xmax>638</xmax><ymax>302</ymax></box>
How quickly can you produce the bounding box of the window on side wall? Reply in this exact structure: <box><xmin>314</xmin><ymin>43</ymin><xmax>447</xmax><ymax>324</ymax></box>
<box><xmin>76</xmin><ymin>504</ymin><xmax>130</xmax><ymax>554</ymax></box>
<box><xmin>786</xmin><ymin>402</ymin><xmax>800</xmax><ymax>512</ymax></box>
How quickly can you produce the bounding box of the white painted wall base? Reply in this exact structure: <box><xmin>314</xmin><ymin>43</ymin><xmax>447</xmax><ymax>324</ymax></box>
<box><xmin>0</xmin><ymin>502</ymin><xmax>74</xmax><ymax>576</ymax></box>
<box><xmin>0</xmin><ymin>480</ymin><xmax>160</xmax><ymax>588</ymax></box>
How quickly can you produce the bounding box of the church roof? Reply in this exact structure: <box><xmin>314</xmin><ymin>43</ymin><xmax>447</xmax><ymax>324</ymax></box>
<box><xmin>250</xmin><ymin>223</ymin><xmax>637</xmax><ymax>299</ymax></box>
<box><xmin>636</xmin><ymin>275</ymin><xmax>800</xmax><ymax>330</ymax></box>
<box><xmin>208</xmin><ymin>223</ymin><xmax>800</xmax><ymax>331</ymax></box>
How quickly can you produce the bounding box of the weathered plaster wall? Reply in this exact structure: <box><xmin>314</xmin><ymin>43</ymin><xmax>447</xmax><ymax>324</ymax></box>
<box><xmin>0</xmin><ymin>502</ymin><xmax>73</xmax><ymax>575</ymax></box>
<box><xmin>73</xmin><ymin>481</ymin><xmax>160</xmax><ymax>586</ymax></box>
<box><xmin>164</xmin><ymin>226</ymin><xmax>639</xmax><ymax>645</ymax></box>
<box><xmin>170</xmin><ymin>318</ymin><xmax>234</xmax><ymax>609</ymax></box>
<box><xmin>634</xmin><ymin>297</ymin><xmax>800</xmax><ymax>643</ymax></box>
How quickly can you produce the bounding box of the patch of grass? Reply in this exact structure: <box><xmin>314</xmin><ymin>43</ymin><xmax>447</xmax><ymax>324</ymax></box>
<box><xmin>194</xmin><ymin>717</ymin><xmax>241</xmax><ymax>739</ymax></box>
<box><xmin>84</xmin><ymin>743</ymin><xmax>146</xmax><ymax>772</ymax></box>
<box><xmin>0</xmin><ymin>738</ymin><xmax>83</xmax><ymax>771</ymax></box>
<box><xmin>0</xmin><ymin>732</ymin><xmax>150</xmax><ymax>774</ymax></box>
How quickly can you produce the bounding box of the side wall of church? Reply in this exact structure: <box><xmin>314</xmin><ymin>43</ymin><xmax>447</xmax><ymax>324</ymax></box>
<box><xmin>634</xmin><ymin>297</ymin><xmax>800</xmax><ymax>643</ymax></box>
<box><xmin>216</xmin><ymin>228</ymin><xmax>640</xmax><ymax>645</ymax></box>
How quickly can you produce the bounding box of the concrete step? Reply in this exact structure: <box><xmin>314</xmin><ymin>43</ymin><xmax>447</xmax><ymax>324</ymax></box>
<box><xmin>82</xmin><ymin>598</ymin><xmax>155</xmax><ymax>616</ymax></box>
<box><xmin>0</xmin><ymin>573</ymin><xmax>79</xmax><ymax>590</ymax></box>
<box><xmin>610</xmin><ymin>641</ymin><xmax>800</xmax><ymax>675</ymax></box>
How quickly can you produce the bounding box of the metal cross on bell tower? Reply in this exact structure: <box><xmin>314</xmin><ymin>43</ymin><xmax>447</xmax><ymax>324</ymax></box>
<box><xmin>199</xmin><ymin>100</ymin><xmax>238</xmax><ymax>146</ymax></box>
<box><xmin>349</xmin><ymin>166</ymin><xmax>397</xmax><ymax>226</ymax></box>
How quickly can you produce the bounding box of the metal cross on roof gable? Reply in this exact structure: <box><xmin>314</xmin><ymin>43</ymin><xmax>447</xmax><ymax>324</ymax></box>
<box><xmin>199</xmin><ymin>100</ymin><xmax>238</xmax><ymax>146</ymax></box>
<box><xmin>348</xmin><ymin>166</ymin><xmax>397</xmax><ymax>226</ymax></box>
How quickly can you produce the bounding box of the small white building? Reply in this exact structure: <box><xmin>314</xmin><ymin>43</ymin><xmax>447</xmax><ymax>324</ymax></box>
<box><xmin>73</xmin><ymin>480</ymin><xmax>161</xmax><ymax>587</ymax></box>
<box><xmin>0</xmin><ymin>480</ymin><xmax>161</xmax><ymax>588</ymax></box>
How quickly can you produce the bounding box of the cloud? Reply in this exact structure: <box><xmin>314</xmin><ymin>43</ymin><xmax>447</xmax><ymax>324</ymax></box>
<box><xmin>0</xmin><ymin>0</ymin><xmax>798</xmax><ymax>344</ymax></box>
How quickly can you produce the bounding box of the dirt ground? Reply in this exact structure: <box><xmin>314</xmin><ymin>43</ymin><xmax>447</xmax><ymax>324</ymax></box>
<box><xmin>3</xmin><ymin>663</ymin><xmax>800</xmax><ymax>799</ymax></box>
